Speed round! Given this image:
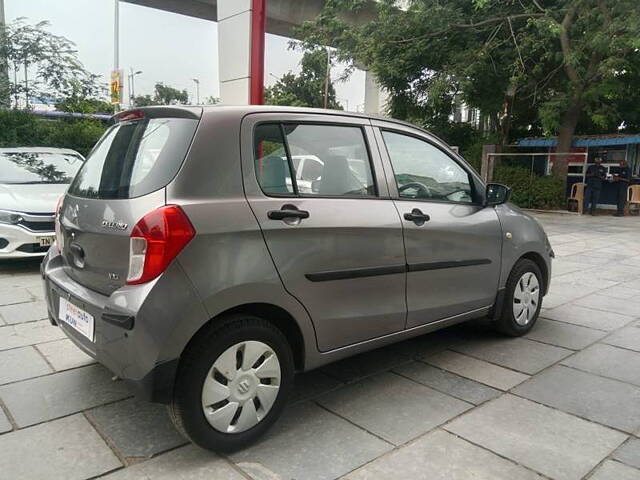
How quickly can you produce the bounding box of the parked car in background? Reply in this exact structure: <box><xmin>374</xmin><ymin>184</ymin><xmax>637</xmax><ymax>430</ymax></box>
<box><xmin>42</xmin><ymin>106</ymin><xmax>553</xmax><ymax>452</ymax></box>
<box><xmin>0</xmin><ymin>147</ymin><xmax>84</xmax><ymax>258</ymax></box>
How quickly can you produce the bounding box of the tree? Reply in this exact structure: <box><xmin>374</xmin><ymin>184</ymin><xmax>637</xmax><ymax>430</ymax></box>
<box><xmin>0</xmin><ymin>18</ymin><xmax>105</xmax><ymax>109</ymax></box>
<box><xmin>265</xmin><ymin>48</ymin><xmax>343</xmax><ymax>109</ymax></box>
<box><xmin>297</xmin><ymin>0</ymin><xmax>640</xmax><ymax>180</ymax></box>
<box><xmin>133</xmin><ymin>82</ymin><xmax>189</xmax><ymax>106</ymax></box>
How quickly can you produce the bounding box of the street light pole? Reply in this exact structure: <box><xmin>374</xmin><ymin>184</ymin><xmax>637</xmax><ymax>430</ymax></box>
<box><xmin>0</xmin><ymin>0</ymin><xmax>10</xmax><ymax>108</ymax></box>
<box><xmin>128</xmin><ymin>68</ymin><xmax>142</xmax><ymax>107</ymax></box>
<box><xmin>323</xmin><ymin>47</ymin><xmax>330</xmax><ymax>109</ymax></box>
<box><xmin>113</xmin><ymin>0</ymin><xmax>120</xmax><ymax>111</ymax></box>
<box><xmin>192</xmin><ymin>78</ymin><xmax>200</xmax><ymax>104</ymax></box>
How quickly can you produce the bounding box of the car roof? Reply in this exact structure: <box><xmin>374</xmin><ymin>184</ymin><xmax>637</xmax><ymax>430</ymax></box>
<box><xmin>0</xmin><ymin>147</ymin><xmax>84</xmax><ymax>158</ymax></box>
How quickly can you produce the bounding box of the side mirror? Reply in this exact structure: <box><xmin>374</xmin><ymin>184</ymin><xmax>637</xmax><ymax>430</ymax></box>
<box><xmin>485</xmin><ymin>183</ymin><xmax>511</xmax><ymax>206</ymax></box>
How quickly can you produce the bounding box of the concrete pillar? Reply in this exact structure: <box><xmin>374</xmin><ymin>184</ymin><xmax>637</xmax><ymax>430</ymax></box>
<box><xmin>364</xmin><ymin>71</ymin><xmax>388</xmax><ymax>116</ymax></box>
<box><xmin>217</xmin><ymin>0</ymin><xmax>265</xmax><ymax>105</ymax></box>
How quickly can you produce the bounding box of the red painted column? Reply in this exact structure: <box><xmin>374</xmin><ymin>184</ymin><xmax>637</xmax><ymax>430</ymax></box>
<box><xmin>250</xmin><ymin>0</ymin><xmax>266</xmax><ymax>105</ymax></box>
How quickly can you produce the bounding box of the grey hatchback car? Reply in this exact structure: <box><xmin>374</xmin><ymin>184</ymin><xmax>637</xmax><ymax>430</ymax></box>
<box><xmin>42</xmin><ymin>105</ymin><xmax>553</xmax><ymax>451</ymax></box>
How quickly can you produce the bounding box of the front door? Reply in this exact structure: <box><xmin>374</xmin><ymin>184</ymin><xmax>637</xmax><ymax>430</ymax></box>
<box><xmin>242</xmin><ymin>114</ymin><xmax>407</xmax><ymax>351</ymax></box>
<box><xmin>374</xmin><ymin>125</ymin><xmax>502</xmax><ymax>328</ymax></box>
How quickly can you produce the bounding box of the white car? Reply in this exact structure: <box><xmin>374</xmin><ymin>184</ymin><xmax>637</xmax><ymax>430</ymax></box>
<box><xmin>0</xmin><ymin>147</ymin><xmax>84</xmax><ymax>258</ymax></box>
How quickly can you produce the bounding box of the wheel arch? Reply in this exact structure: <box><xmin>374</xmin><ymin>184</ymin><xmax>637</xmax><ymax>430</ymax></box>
<box><xmin>519</xmin><ymin>251</ymin><xmax>549</xmax><ymax>295</ymax></box>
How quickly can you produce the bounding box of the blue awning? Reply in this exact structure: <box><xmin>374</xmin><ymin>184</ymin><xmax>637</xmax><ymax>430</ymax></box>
<box><xmin>517</xmin><ymin>135</ymin><xmax>640</xmax><ymax>148</ymax></box>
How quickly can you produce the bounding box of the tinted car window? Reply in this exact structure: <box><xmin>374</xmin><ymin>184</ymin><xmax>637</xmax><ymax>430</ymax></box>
<box><xmin>68</xmin><ymin>117</ymin><xmax>198</xmax><ymax>199</ymax></box>
<box><xmin>283</xmin><ymin>124</ymin><xmax>375</xmax><ymax>197</ymax></box>
<box><xmin>0</xmin><ymin>152</ymin><xmax>83</xmax><ymax>184</ymax></box>
<box><xmin>382</xmin><ymin>131</ymin><xmax>474</xmax><ymax>203</ymax></box>
<box><xmin>254</xmin><ymin>124</ymin><xmax>294</xmax><ymax>195</ymax></box>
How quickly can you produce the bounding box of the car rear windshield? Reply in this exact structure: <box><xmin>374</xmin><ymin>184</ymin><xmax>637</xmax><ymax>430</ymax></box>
<box><xmin>0</xmin><ymin>152</ymin><xmax>84</xmax><ymax>184</ymax></box>
<box><xmin>68</xmin><ymin>117</ymin><xmax>198</xmax><ymax>199</ymax></box>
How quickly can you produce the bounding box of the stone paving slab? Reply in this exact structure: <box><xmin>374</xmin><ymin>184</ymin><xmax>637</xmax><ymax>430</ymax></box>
<box><xmin>602</xmin><ymin>326</ymin><xmax>640</xmax><ymax>352</ymax></box>
<box><xmin>589</xmin><ymin>460</ymin><xmax>640</xmax><ymax>480</ymax></box>
<box><xmin>0</xmin><ymin>287</ymin><xmax>33</xmax><ymax>307</ymax></box>
<box><xmin>424</xmin><ymin>350</ymin><xmax>529</xmax><ymax>390</ymax></box>
<box><xmin>229</xmin><ymin>401</ymin><xmax>392</xmax><ymax>480</ymax></box>
<box><xmin>445</xmin><ymin>394</ymin><xmax>627</xmax><ymax>480</ymax></box>
<box><xmin>290</xmin><ymin>370</ymin><xmax>343</xmax><ymax>403</ymax></box>
<box><xmin>0</xmin><ymin>319</ymin><xmax>65</xmax><ymax>351</ymax></box>
<box><xmin>35</xmin><ymin>337</ymin><xmax>95</xmax><ymax>371</ymax></box>
<box><xmin>562</xmin><ymin>343</ymin><xmax>640</xmax><ymax>387</ymax></box>
<box><xmin>573</xmin><ymin>294</ymin><xmax>640</xmax><ymax>318</ymax></box>
<box><xmin>0</xmin><ymin>346</ymin><xmax>52</xmax><ymax>385</ymax></box>
<box><xmin>320</xmin><ymin>344</ymin><xmax>412</xmax><ymax>383</ymax></box>
<box><xmin>614</xmin><ymin>439</ymin><xmax>640</xmax><ymax>470</ymax></box>
<box><xmin>101</xmin><ymin>445</ymin><xmax>244</xmax><ymax>480</ymax></box>
<box><xmin>0</xmin><ymin>406</ymin><xmax>12</xmax><ymax>433</ymax></box>
<box><xmin>344</xmin><ymin>429</ymin><xmax>543</xmax><ymax>480</ymax></box>
<box><xmin>450</xmin><ymin>335</ymin><xmax>572</xmax><ymax>374</ymax></box>
<box><xmin>394</xmin><ymin>361</ymin><xmax>501</xmax><ymax>405</ymax></box>
<box><xmin>317</xmin><ymin>372</ymin><xmax>471</xmax><ymax>445</ymax></box>
<box><xmin>86</xmin><ymin>398</ymin><xmax>186</xmax><ymax>460</ymax></box>
<box><xmin>525</xmin><ymin>318</ymin><xmax>606</xmax><ymax>350</ymax></box>
<box><xmin>513</xmin><ymin>365</ymin><xmax>640</xmax><ymax>433</ymax></box>
<box><xmin>0</xmin><ymin>300</ymin><xmax>48</xmax><ymax>325</ymax></box>
<box><xmin>600</xmin><ymin>285</ymin><xmax>640</xmax><ymax>300</ymax></box>
<box><xmin>0</xmin><ymin>364</ymin><xmax>131</xmax><ymax>427</ymax></box>
<box><xmin>542</xmin><ymin>304</ymin><xmax>634</xmax><ymax>331</ymax></box>
<box><xmin>0</xmin><ymin>414</ymin><xmax>121</xmax><ymax>480</ymax></box>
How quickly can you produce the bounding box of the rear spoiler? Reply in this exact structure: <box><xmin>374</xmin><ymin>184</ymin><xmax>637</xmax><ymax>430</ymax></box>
<box><xmin>114</xmin><ymin>106</ymin><xmax>203</xmax><ymax>123</ymax></box>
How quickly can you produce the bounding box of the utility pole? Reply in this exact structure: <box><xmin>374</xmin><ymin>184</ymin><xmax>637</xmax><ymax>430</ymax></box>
<box><xmin>323</xmin><ymin>47</ymin><xmax>330</xmax><ymax>109</ymax></box>
<box><xmin>113</xmin><ymin>0</ymin><xmax>120</xmax><ymax>112</ymax></box>
<box><xmin>192</xmin><ymin>78</ymin><xmax>200</xmax><ymax>104</ymax></box>
<box><xmin>128</xmin><ymin>68</ymin><xmax>142</xmax><ymax>106</ymax></box>
<box><xmin>0</xmin><ymin>0</ymin><xmax>10</xmax><ymax>108</ymax></box>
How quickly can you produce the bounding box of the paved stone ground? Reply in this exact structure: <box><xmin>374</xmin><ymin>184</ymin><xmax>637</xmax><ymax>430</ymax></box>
<box><xmin>1</xmin><ymin>212</ymin><xmax>639</xmax><ymax>480</ymax></box>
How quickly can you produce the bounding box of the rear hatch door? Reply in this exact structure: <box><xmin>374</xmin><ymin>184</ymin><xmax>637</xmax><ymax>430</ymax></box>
<box><xmin>59</xmin><ymin>108</ymin><xmax>201</xmax><ymax>295</ymax></box>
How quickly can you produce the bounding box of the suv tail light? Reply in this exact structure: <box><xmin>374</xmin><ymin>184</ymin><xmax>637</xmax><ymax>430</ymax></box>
<box><xmin>54</xmin><ymin>196</ymin><xmax>64</xmax><ymax>254</ymax></box>
<box><xmin>126</xmin><ymin>205</ymin><xmax>195</xmax><ymax>285</ymax></box>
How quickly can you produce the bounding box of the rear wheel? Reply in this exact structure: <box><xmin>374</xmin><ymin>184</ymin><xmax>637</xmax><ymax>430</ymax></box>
<box><xmin>495</xmin><ymin>259</ymin><xmax>543</xmax><ymax>336</ymax></box>
<box><xmin>169</xmin><ymin>314</ymin><xmax>294</xmax><ymax>452</ymax></box>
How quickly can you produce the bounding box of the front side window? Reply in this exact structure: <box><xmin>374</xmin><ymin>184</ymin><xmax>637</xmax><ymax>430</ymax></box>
<box><xmin>382</xmin><ymin>131</ymin><xmax>474</xmax><ymax>203</ymax></box>
<box><xmin>254</xmin><ymin>123</ymin><xmax>376</xmax><ymax>197</ymax></box>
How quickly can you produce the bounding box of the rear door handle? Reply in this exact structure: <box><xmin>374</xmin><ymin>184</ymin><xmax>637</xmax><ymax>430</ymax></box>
<box><xmin>403</xmin><ymin>208</ymin><xmax>430</xmax><ymax>225</ymax></box>
<box><xmin>268</xmin><ymin>205</ymin><xmax>310</xmax><ymax>221</ymax></box>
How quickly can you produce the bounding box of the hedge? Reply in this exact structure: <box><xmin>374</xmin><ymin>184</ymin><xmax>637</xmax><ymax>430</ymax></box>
<box><xmin>493</xmin><ymin>164</ymin><xmax>565</xmax><ymax>210</ymax></box>
<box><xmin>0</xmin><ymin>109</ymin><xmax>107</xmax><ymax>157</ymax></box>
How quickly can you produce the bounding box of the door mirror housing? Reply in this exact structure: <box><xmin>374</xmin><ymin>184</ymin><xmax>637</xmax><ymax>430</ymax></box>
<box><xmin>485</xmin><ymin>183</ymin><xmax>511</xmax><ymax>206</ymax></box>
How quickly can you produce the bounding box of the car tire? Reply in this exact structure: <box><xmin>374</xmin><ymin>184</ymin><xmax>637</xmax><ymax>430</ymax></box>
<box><xmin>168</xmin><ymin>314</ymin><xmax>294</xmax><ymax>452</ymax></box>
<box><xmin>495</xmin><ymin>259</ymin><xmax>543</xmax><ymax>336</ymax></box>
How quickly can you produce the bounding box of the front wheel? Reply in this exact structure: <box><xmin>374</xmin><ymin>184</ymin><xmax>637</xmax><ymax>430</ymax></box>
<box><xmin>495</xmin><ymin>259</ymin><xmax>543</xmax><ymax>336</ymax></box>
<box><xmin>168</xmin><ymin>315</ymin><xmax>294</xmax><ymax>452</ymax></box>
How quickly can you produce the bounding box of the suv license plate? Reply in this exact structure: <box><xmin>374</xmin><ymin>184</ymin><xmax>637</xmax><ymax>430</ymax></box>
<box><xmin>58</xmin><ymin>297</ymin><xmax>94</xmax><ymax>342</ymax></box>
<box><xmin>38</xmin><ymin>236</ymin><xmax>54</xmax><ymax>247</ymax></box>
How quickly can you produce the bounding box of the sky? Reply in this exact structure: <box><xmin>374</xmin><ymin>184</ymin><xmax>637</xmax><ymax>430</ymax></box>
<box><xmin>4</xmin><ymin>0</ymin><xmax>365</xmax><ymax>110</ymax></box>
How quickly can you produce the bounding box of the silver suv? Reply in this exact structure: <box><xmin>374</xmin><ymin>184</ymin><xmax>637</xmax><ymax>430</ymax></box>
<box><xmin>42</xmin><ymin>106</ymin><xmax>553</xmax><ymax>451</ymax></box>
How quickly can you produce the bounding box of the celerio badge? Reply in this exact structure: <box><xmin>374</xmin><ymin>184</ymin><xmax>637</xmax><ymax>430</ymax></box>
<box><xmin>102</xmin><ymin>220</ymin><xmax>128</xmax><ymax>230</ymax></box>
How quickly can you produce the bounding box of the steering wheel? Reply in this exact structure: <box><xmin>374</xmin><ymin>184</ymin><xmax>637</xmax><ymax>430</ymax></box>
<box><xmin>398</xmin><ymin>181</ymin><xmax>432</xmax><ymax>198</ymax></box>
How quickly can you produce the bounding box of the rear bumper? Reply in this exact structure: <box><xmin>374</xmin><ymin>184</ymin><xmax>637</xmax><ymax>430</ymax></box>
<box><xmin>0</xmin><ymin>223</ymin><xmax>54</xmax><ymax>258</ymax></box>
<box><xmin>42</xmin><ymin>248</ymin><xmax>201</xmax><ymax>403</ymax></box>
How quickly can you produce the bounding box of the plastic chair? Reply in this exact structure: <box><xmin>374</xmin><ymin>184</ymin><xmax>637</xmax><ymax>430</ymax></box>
<box><xmin>568</xmin><ymin>182</ymin><xmax>585</xmax><ymax>214</ymax></box>
<box><xmin>627</xmin><ymin>185</ymin><xmax>640</xmax><ymax>215</ymax></box>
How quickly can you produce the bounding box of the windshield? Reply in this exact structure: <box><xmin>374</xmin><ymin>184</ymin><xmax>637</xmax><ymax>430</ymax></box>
<box><xmin>0</xmin><ymin>152</ymin><xmax>83</xmax><ymax>184</ymax></box>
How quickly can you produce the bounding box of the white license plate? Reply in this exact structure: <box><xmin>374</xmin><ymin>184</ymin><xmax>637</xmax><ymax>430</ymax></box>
<box><xmin>38</xmin><ymin>236</ymin><xmax>54</xmax><ymax>247</ymax></box>
<box><xmin>58</xmin><ymin>297</ymin><xmax>94</xmax><ymax>342</ymax></box>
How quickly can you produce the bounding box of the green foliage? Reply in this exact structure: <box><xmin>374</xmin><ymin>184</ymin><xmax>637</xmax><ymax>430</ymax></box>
<box><xmin>0</xmin><ymin>109</ymin><xmax>107</xmax><ymax>157</ymax></box>
<box><xmin>265</xmin><ymin>48</ymin><xmax>343</xmax><ymax>109</ymax></box>
<box><xmin>133</xmin><ymin>82</ymin><xmax>189</xmax><ymax>106</ymax></box>
<box><xmin>493</xmin><ymin>165</ymin><xmax>565</xmax><ymax>210</ymax></box>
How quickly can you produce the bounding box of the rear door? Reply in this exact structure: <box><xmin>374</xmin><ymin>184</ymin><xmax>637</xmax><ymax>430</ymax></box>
<box><xmin>241</xmin><ymin>113</ymin><xmax>407</xmax><ymax>352</ymax></box>
<box><xmin>59</xmin><ymin>109</ymin><xmax>200</xmax><ymax>295</ymax></box>
<box><xmin>373</xmin><ymin>123</ymin><xmax>502</xmax><ymax>328</ymax></box>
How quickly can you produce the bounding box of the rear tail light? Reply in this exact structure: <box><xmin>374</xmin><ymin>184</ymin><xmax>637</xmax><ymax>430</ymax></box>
<box><xmin>54</xmin><ymin>196</ymin><xmax>64</xmax><ymax>254</ymax></box>
<box><xmin>126</xmin><ymin>205</ymin><xmax>195</xmax><ymax>285</ymax></box>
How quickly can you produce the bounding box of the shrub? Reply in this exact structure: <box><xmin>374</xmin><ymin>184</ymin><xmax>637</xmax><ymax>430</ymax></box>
<box><xmin>493</xmin><ymin>165</ymin><xmax>565</xmax><ymax>210</ymax></box>
<box><xmin>0</xmin><ymin>109</ymin><xmax>107</xmax><ymax>157</ymax></box>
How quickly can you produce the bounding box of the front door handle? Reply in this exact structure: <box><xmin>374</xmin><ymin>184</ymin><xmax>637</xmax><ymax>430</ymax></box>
<box><xmin>268</xmin><ymin>204</ymin><xmax>310</xmax><ymax>221</ymax></box>
<box><xmin>403</xmin><ymin>208</ymin><xmax>430</xmax><ymax>225</ymax></box>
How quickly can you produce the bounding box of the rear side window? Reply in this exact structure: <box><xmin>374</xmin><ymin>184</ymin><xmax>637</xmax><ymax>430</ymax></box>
<box><xmin>253</xmin><ymin>123</ymin><xmax>376</xmax><ymax>197</ymax></box>
<box><xmin>68</xmin><ymin>117</ymin><xmax>198</xmax><ymax>199</ymax></box>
